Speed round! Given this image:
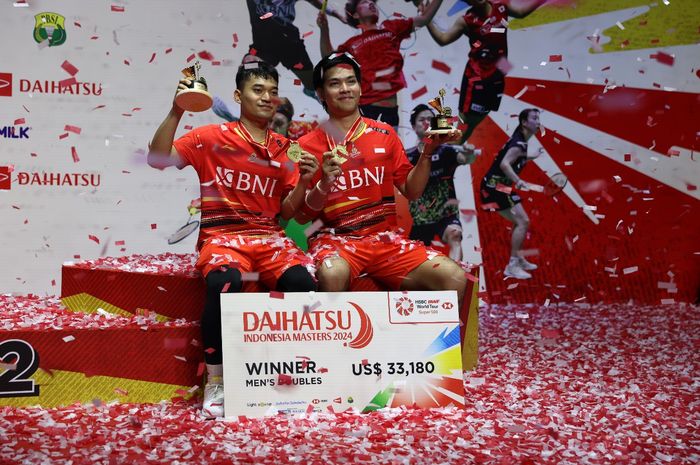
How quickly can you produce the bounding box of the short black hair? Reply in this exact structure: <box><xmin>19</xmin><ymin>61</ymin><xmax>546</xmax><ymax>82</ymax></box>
<box><xmin>344</xmin><ymin>0</ymin><xmax>362</xmax><ymax>28</ymax></box>
<box><xmin>235</xmin><ymin>60</ymin><xmax>278</xmax><ymax>90</ymax></box>
<box><xmin>312</xmin><ymin>51</ymin><xmax>362</xmax><ymax>90</ymax></box>
<box><xmin>410</xmin><ymin>104</ymin><xmax>434</xmax><ymax>127</ymax></box>
<box><xmin>518</xmin><ymin>108</ymin><xmax>539</xmax><ymax>127</ymax></box>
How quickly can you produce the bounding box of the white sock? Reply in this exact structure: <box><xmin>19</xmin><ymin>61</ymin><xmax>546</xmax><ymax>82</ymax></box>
<box><xmin>206</xmin><ymin>364</ymin><xmax>223</xmax><ymax>384</ymax></box>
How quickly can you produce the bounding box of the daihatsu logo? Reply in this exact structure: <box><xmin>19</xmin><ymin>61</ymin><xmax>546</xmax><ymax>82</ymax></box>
<box><xmin>0</xmin><ymin>73</ymin><xmax>11</xmax><ymax>97</ymax></box>
<box><xmin>0</xmin><ymin>167</ymin><xmax>11</xmax><ymax>190</ymax></box>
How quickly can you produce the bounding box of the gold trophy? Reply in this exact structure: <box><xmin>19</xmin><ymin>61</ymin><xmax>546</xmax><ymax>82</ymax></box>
<box><xmin>425</xmin><ymin>88</ymin><xmax>453</xmax><ymax>135</ymax></box>
<box><xmin>175</xmin><ymin>61</ymin><xmax>213</xmax><ymax>112</ymax></box>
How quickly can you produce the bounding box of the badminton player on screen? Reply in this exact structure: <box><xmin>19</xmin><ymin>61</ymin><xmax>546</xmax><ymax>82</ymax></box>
<box><xmin>480</xmin><ymin>107</ymin><xmax>542</xmax><ymax>280</ymax></box>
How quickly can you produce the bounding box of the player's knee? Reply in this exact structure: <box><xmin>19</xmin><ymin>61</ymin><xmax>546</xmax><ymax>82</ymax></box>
<box><xmin>316</xmin><ymin>259</ymin><xmax>351</xmax><ymax>292</ymax></box>
<box><xmin>205</xmin><ymin>267</ymin><xmax>242</xmax><ymax>296</ymax></box>
<box><xmin>436</xmin><ymin>260</ymin><xmax>467</xmax><ymax>293</ymax></box>
<box><xmin>276</xmin><ymin>265</ymin><xmax>317</xmax><ymax>292</ymax></box>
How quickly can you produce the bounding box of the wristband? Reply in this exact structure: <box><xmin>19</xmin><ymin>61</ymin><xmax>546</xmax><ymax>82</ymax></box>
<box><xmin>315</xmin><ymin>180</ymin><xmax>330</xmax><ymax>195</ymax></box>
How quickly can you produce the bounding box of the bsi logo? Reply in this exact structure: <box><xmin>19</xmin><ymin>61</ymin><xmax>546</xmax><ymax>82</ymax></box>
<box><xmin>33</xmin><ymin>12</ymin><xmax>67</xmax><ymax>47</ymax></box>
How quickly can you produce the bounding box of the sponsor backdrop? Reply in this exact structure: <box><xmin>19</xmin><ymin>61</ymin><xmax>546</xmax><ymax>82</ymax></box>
<box><xmin>221</xmin><ymin>291</ymin><xmax>465</xmax><ymax>417</ymax></box>
<box><xmin>0</xmin><ymin>1</ymin><xmax>697</xmax><ymax>303</ymax></box>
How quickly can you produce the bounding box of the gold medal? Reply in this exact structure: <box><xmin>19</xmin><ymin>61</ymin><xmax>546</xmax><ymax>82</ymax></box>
<box><xmin>286</xmin><ymin>142</ymin><xmax>303</xmax><ymax>163</ymax></box>
<box><xmin>332</xmin><ymin>144</ymin><xmax>348</xmax><ymax>164</ymax></box>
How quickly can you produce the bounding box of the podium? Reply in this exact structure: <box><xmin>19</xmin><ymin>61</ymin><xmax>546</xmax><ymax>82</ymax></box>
<box><xmin>0</xmin><ymin>253</ymin><xmax>478</xmax><ymax>409</ymax></box>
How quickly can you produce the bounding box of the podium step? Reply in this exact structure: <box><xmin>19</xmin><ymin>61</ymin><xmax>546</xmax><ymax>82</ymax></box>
<box><xmin>60</xmin><ymin>253</ymin><xmax>403</xmax><ymax>322</ymax></box>
<box><xmin>0</xmin><ymin>294</ymin><xmax>202</xmax><ymax>408</ymax></box>
<box><xmin>60</xmin><ymin>253</ymin><xmax>480</xmax><ymax>371</ymax></box>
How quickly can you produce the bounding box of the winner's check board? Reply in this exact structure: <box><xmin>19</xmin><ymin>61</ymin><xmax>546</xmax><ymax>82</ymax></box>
<box><xmin>221</xmin><ymin>291</ymin><xmax>465</xmax><ymax>418</ymax></box>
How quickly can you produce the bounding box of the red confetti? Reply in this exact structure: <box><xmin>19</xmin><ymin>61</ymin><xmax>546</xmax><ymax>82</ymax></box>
<box><xmin>148</xmin><ymin>53</ymin><xmax>156</xmax><ymax>63</ymax></box>
<box><xmin>269</xmin><ymin>291</ymin><xmax>284</xmax><ymax>299</ymax></box>
<box><xmin>431</xmin><ymin>60</ymin><xmax>451</xmax><ymax>74</ymax></box>
<box><xmin>64</xmin><ymin>125</ymin><xmax>81</xmax><ymax>134</ymax></box>
<box><xmin>260</xmin><ymin>12</ymin><xmax>273</xmax><ymax>20</ymax></box>
<box><xmin>302</xmin><ymin>31</ymin><xmax>314</xmax><ymax>38</ymax></box>
<box><xmin>293</xmin><ymin>79</ymin><xmax>302</xmax><ymax>86</ymax></box>
<box><xmin>293</xmin><ymin>62</ymin><xmax>305</xmax><ymax>70</ymax></box>
<box><xmin>123</xmin><ymin>59</ymin><xmax>130</xmax><ymax>66</ymax></box>
<box><xmin>495</xmin><ymin>184</ymin><xmax>512</xmax><ymax>194</ymax></box>
<box><xmin>411</xmin><ymin>86</ymin><xmax>428</xmax><ymax>100</ymax></box>
<box><xmin>186</xmin><ymin>53</ymin><xmax>195</xmax><ymax>62</ymax></box>
<box><xmin>111</xmin><ymin>5</ymin><xmax>125</xmax><ymax>12</ymax></box>
<box><xmin>61</xmin><ymin>60</ymin><xmax>79</xmax><ymax>76</ymax></box>
<box><xmin>88</xmin><ymin>235</ymin><xmax>100</xmax><ymax>244</ymax></box>
<box><xmin>150</xmin><ymin>223</ymin><xmax>157</xmax><ymax>230</ymax></box>
<box><xmin>71</xmin><ymin>147</ymin><xmax>79</xmax><ymax>163</ymax></box>
<box><xmin>549</xmin><ymin>54</ymin><xmax>563</xmax><ymax>62</ymax></box>
<box><xmin>59</xmin><ymin>77</ymin><xmax>77</xmax><ymax>89</ymax></box>
<box><xmin>14</xmin><ymin>118</ymin><xmax>25</xmax><ymax>125</ymax></box>
<box><xmin>651</xmin><ymin>51</ymin><xmax>674</xmax><ymax>66</ymax></box>
<box><xmin>165</xmin><ymin>48</ymin><xmax>173</xmax><ymax>54</ymax></box>
<box><xmin>624</xmin><ymin>153</ymin><xmax>631</xmax><ymax>162</ymax></box>
<box><xmin>59</xmin><ymin>133</ymin><xmax>69</xmax><ymax>140</ymax></box>
<box><xmin>198</xmin><ymin>50</ymin><xmax>215</xmax><ymax>61</ymax></box>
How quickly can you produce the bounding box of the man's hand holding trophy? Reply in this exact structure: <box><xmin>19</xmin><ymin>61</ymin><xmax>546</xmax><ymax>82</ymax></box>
<box><xmin>174</xmin><ymin>61</ymin><xmax>213</xmax><ymax>112</ymax></box>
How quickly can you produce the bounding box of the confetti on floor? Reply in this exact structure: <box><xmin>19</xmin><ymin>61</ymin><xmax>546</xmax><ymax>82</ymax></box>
<box><xmin>1</xmin><ymin>301</ymin><xmax>697</xmax><ymax>464</ymax></box>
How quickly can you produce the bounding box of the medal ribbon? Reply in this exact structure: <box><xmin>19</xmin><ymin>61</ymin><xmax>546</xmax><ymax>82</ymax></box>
<box><xmin>325</xmin><ymin>116</ymin><xmax>366</xmax><ymax>152</ymax></box>
<box><xmin>234</xmin><ymin>121</ymin><xmax>278</xmax><ymax>158</ymax></box>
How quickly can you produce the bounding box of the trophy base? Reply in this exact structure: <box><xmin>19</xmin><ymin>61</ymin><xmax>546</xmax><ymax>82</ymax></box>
<box><xmin>175</xmin><ymin>89</ymin><xmax>213</xmax><ymax>112</ymax></box>
<box><xmin>425</xmin><ymin>128</ymin><xmax>454</xmax><ymax>135</ymax></box>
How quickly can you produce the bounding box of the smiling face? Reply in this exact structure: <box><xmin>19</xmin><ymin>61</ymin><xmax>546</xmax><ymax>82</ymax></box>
<box><xmin>318</xmin><ymin>65</ymin><xmax>361</xmax><ymax>118</ymax></box>
<box><xmin>234</xmin><ymin>76</ymin><xmax>278</xmax><ymax>124</ymax></box>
